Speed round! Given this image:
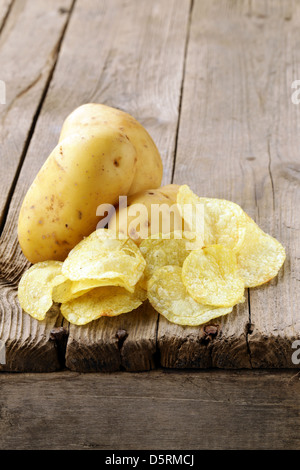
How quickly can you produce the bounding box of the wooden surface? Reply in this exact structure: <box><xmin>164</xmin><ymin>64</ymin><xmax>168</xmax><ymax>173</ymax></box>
<box><xmin>0</xmin><ymin>369</ymin><xmax>299</xmax><ymax>450</ymax></box>
<box><xmin>0</xmin><ymin>0</ymin><xmax>299</xmax><ymax>372</ymax></box>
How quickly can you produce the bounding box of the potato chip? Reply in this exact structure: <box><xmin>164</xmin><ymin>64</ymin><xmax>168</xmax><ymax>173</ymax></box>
<box><xmin>182</xmin><ymin>245</ymin><xmax>245</xmax><ymax>307</ymax></box>
<box><xmin>177</xmin><ymin>185</ymin><xmax>247</xmax><ymax>252</ymax></box>
<box><xmin>237</xmin><ymin>217</ymin><xmax>286</xmax><ymax>287</ymax></box>
<box><xmin>51</xmin><ymin>278</ymin><xmax>92</xmax><ymax>303</ymax></box>
<box><xmin>60</xmin><ymin>285</ymin><xmax>147</xmax><ymax>325</ymax></box>
<box><xmin>147</xmin><ymin>265</ymin><xmax>233</xmax><ymax>326</ymax></box>
<box><xmin>18</xmin><ymin>261</ymin><xmax>63</xmax><ymax>320</ymax></box>
<box><xmin>52</xmin><ymin>275</ymin><xmax>140</xmax><ymax>303</ymax></box>
<box><xmin>177</xmin><ymin>185</ymin><xmax>285</xmax><ymax>288</ymax></box>
<box><xmin>62</xmin><ymin>229</ymin><xmax>146</xmax><ymax>290</ymax></box>
<box><xmin>139</xmin><ymin>231</ymin><xmax>203</xmax><ymax>288</ymax></box>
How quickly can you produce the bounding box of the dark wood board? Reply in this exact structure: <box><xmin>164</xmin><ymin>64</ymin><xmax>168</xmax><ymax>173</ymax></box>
<box><xmin>0</xmin><ymin>369</ymin><xmax>299</xmax><ymax>450</ymax></box>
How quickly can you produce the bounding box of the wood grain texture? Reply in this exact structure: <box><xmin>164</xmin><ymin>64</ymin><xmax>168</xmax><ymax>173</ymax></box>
<box><xmin>158</xmin><ymin>297</ymin><xmax>251</xmax><ymax>369</ymax></box>
<box><xmin>66</xmin><ymin>301</ymin><xmax>158</xmax><ymax>372</ymax></box>
<box><xmin>158</xmin><ymin>0</ymin><xmax>252</xmax><ymax>368</ymax></box>
<box><xmin>158</xmin><ymin>0</ymin><xmax>300</xmax><ymax>369</ymax></box>
<box><xmin>0</xmin><ymin>369</ymin><xmax>299</xmax><ymax>449</ymax></box>
<box><xmin>0</xmin><ymin>0</ymin><xmax>299</xmax><ymax>372</ymax></box>
<box><xmin>0</xmin><ymin>0</ymin><xmax>74</xmax><ymax>371</ymax></box>
<box><xmin>240</xmin><ymin>0</ymin><xmax>300</xmax><ymax>368</ymax></box>
<box><xmin>0</xmin><ymin>0</ymin><xmax>74</xmax><ymax>230</ymax></box>
<box><xmin>0</xmin><ymin>0</ymin><xmax>13</xmax><ymax>31</ymax></box>
<box><xmin>45</xmin><ymin>0</ymin><xmax>190</xmax><ymax>371</ymax></box>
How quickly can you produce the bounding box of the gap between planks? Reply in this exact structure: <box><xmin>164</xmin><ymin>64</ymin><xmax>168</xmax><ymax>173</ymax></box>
<box><xmin>0</xmin><ymin>0</ymin><xmax>76</xmax><ymax>236</ymax></box>
<box><xmin>0</xmin><ymin>0</ymin><xmax>193</xmax><ymax>372</ymax></box>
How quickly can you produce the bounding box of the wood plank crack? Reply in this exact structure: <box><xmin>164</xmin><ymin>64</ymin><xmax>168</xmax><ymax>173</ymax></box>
<box><xmin>0</xmin><ymin>0</ymin><xmax>77</xmax><ymax>235</ymax></box>
<box><xmin>171</xmin><ymin>0</ymin><xmax>194</xmax><ymax>183</ymax></box>
<box><xmin>0</xmin><ymin>0</ymin><xmax>14</xmax><ymax>36</ymax></box>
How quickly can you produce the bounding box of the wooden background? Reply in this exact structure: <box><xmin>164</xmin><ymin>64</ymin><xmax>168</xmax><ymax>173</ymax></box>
<box><xmin>0</xmin><ymin>0</ymin><xmax>299</xmax><ymax>449</ymax></box>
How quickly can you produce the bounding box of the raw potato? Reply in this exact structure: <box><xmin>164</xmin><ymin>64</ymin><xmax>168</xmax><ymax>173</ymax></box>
<box><xmin>18</xmin><ymin>129</ymin><xmax>136</xmax><ymax>263</ymax></box>
<box><xmin>59</xmin><ymin>103</ymin><xmax>163</xmax><ymax>195</ymax></box>
<box><xmin>109</xmin><ymin>184</ymin><xmax>183</xmax><ymax>244</ymax></box>
<box><xmin>18</xmin><ymin>104</ymin><xmax>163</xmax><ymax>263</ymax></box>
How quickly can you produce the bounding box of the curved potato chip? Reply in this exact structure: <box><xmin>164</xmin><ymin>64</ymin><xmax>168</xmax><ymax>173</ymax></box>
<box><xmin>147</xmin><ymin>265</ymin><xmax>233</xmax><ymax>326</ymax></box>
<box><xmin>237</xmin><ymin>217</ymin><xmax>286</xmax><ymax>287</ymax></box>
<box><xmin>177</xmin><ymin>185</ymin><xmax>247</xmax><ymax>252</ymax></box>
<box><xmin>52</xmin><ymin>278</ymin><xmax>93</xmax><ymax>303</ymax></box>
<box><xmin>139</xmin><ymin>231</ymin><xmax>203</xmax><ymax>288</ymax></box>
<box><xmin>18</xmin><ymin>261</ymin><xmax>63</xmax><ymax>320</ymax></box>
<box><xmin>52</xmin><ymin>276</ymin><xmax>139</xmax><ymax>303</ymax></box>
<box><xmin>60</xmin><ymin>285</ymin><xmax>147</xmax><ymax>325</ymax></box>
<box><xmin>62</xmin><ymin>229</ymin><xmax>146</xmax><ymax>290</ymax></box>
<box><xmin>182</xmin><ymin>245</ymin><xmax>245</xmax><ymax>307</ymax></box>
<box><xmin>177</xmin><ymin>185</ymin><xmax>285</xmax><ymax>288</ymax></box>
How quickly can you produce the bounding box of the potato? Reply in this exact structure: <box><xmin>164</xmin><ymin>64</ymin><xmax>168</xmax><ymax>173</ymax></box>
<box><xmin>18</xmin><ymin>104</ymin><xmax>163</xmax><ymax>263</ymax></box>
<box><xmin>18</xmin><ymin>128</ymin><xmax>137</xmax><ymax>263</ymax></box>
<box><xmin>59</xmin><ymin>103</ymin><xmax>163</xmax><ymax>195</ymax></box>
<box><xmin>108</xmin><ymin>184</ymin><xmax>183</xmax><ymax>244</ymax></box>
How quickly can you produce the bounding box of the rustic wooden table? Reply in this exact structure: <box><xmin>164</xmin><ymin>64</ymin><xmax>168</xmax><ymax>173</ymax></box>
<box><xmin>0</xmin><ymin>0</ymin><xmax>299</xmax><ymax>450</ymax></box>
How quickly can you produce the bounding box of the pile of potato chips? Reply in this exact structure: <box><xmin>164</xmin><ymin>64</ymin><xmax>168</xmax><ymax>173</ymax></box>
<box><xmin>18</xmin><ymin>185</ymin><xmax>286</xmax><ymax>326</ymax></box>
<box><xmin>18</xmin><ymin>230</ymin><xmax>147</xmax><ymax>325</ymax></box>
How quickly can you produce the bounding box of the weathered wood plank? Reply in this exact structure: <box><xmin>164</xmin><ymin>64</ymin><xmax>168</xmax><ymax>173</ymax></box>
<box><xmin>0</xmin><ymin>0</ymin><xmax>191</xmax><ymax>372</ymax></box>
<box><xmin>0</xmin><ymin>369</ymin><xmax>299</xmax><ymax>449</ymax></box>
<box><xmin>47</xmin><ymin>0</ymin><xmax>190</xmax><ymax>371</ymax></box>
<box><xmin>240</xmin><ymin>0</ymin><xmax>300</xmax><ymax>367</ymax></box>
<box><xmin>66</xmin><ymin>301</ymin><xmax>158</xmax><ymax>372</ymax></box>
<box><xmin>158</xmin><ymin>0</ymin><xmax>251</xmax><ymax>369</ymax></box>
<box><xmin>158</xmin><ymin>0</ymin><xmax>300</xmax><ymax>369</ymax></box>
<box><xmin>1</xmin><ymin>0</ymin><xmax>298</xmax><ymax>373</ymax></box>
<box><xmin>158</xmin><ymin>297</ymin><xmax>250</xmax><ymax>369</ymax></box>
<box><xmin>0</xmin><ymin>0</ymin><xmax>74</xmax><ymax>371</ymax></box>
<box><xmin>0</xmin><ymin>0</ymin><xmax>74</xmax><ymax>231</ymax></box>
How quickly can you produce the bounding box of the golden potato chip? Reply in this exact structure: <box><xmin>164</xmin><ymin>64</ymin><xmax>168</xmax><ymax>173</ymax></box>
<box><xmin>51</xmin><ymin>278</ymin><xmax>93</xmax><ymax>303</ymax></box>
<box><xmin>18</xmin><ymin>261</ymin><xmax>63</xmax><ymax>320</ymax></box>
<box><xmin>139</xmin><ymin>231</ymin><xmax>203</xmax><ymax>289</ymax></box>
<box><xmin>237</xmin><ymin>217</ymin><xmax>286</xmax><ymax>287</ymax></box>
<box><xmin>177</xmin><ymin>185</ymin><xmax>285</xmax><ymax>288</ymax></box>
<box><xmin>62</xmin><ymin>229</ymin><xmax>146</xmax><ymax>290</ymax></box>
<box><xmin>182</xmin><ymin>245</ymin><xmax>245</xmax><ymax>307</ymax></box>
<box><xmin>177</xmin><ymin>185</ymin><xmax>247</xmax><ymax>252</ymax></box>
<box><xmin>52</xmin><ymin>276</ymin><xmax>140</xmax><ymax>303</ymax></box>
<box><xmin>60</xmin><ymin>285</ymin><xmax>147</xmax><ymax>325</ymax></box>
<box><xmin>147</xmin><ymin>265</ymin><xmax>233</xmax><ymax>326</ymax></box>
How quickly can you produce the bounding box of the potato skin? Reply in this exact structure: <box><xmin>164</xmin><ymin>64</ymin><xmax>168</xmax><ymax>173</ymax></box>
<box><xmin>59</xmin><ymin>103</ymin><xmax>163</xmax><ymax>195</ymax></box>
<box><xmin>108</xmin><ymin>184</ymin><xmax>183</xmax><ymax>244</ymax></box>
<box><xmin>18</xmin><ymin>128</ymin><xmax>137</xmax><ymax>263</ymax></box>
